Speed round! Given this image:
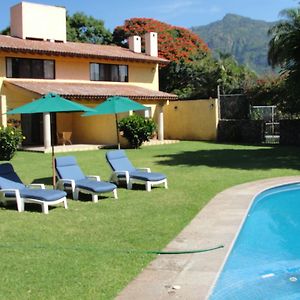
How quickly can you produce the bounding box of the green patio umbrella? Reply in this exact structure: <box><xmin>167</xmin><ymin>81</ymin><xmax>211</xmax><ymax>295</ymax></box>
<box><xmin>7</xmin><ymin>93</ymin><xmax>95</xmax><ymax>187</ymax></box>
<box><xmin>82</xmin><ymin>96</ymin><xmax>148</xmax><ymax>149</ymax></box>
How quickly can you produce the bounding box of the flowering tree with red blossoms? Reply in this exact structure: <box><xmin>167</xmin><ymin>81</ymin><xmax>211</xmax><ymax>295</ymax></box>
<box><xmin>113</xmin><ymin>18</ymin><xmax>209</xmax><ymax>62</ymax></box>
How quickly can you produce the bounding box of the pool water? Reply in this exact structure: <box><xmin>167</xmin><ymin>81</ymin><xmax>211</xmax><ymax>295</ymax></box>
<box><xmin>210</xmin><ymin>183</ymin><xmax>300</xmax><ymax>300</ymax></box>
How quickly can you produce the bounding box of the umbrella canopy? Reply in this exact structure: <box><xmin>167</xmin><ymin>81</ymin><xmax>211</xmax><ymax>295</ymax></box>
<box><xmin>83</xmin><ymin>96</ymin><xmax>148</xmax><ymax>149</ymax></box>
<box><xmin>83</xmin><ymin>96</ymin><xmax>147</xmax><ymax>116</ymax></box>
<box><xmin>7</xmin><ymin>92</ymin><xmax>94</xmax><ymax>114</ymax></box>
<box><xmin>7</xmin><ymin>93</ymin><xmax>94</xmax><ymax>187</ymax></box>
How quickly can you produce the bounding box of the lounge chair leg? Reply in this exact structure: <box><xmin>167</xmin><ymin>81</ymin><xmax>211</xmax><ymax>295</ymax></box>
<box><xmin>42</xmin><ymin>204</ymin><xmax>49</xmax><ymax>214</ymax></box>
<box><xmin>127</xmin><ymin>181</ymin><xmax>132</xmax><ymax>190</ymax></box>
<box><xmin>146</xmin><ymin>182</ymin><xmax>151</xmax><ymax>192</ymax></box>
<box><xmin>17</xmin><ymin>199</ymin><xmax>24</xmax><ymax>212</ymax></box>
<box><xmin>164</xmin><ymin>179</ymin><xmax>168</xmax><ymax>189</ymax></box>
<box><xmin>113</xmin><ymin>189</ymin><xmax>118</xmax><ymax>199</ymax></box>
<box><xmin>63</xmin><ymin>197</ymin><xmax>68</xmax><ymax>209</ymax></box>
<box><xmin>92</xmin><ymin>194</ymin><xmax>98</xmax><ymax>203</ymax></box>
<box><xmin>73</xmin><ymin>189</ymin><xmax>79</xmax><ymax>200</ymax></box>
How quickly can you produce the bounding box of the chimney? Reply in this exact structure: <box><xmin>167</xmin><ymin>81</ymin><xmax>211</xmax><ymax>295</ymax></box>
<box><xmin>144</xmin><ymin>32</ymin><xmax>158</xmax><ymax>57</ymax></box>
<box><xmin>10</xmin><ymin>2</ymin><xmax>66</xmax><ymax>42</ymax></box>
<box><xmin>128</xmin><ymin>36</ymin><xmax>141</xmax><ymax>53</ymax></box>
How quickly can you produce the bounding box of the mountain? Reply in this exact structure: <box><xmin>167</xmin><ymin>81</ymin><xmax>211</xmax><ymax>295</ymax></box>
<box><xmin>191</xmin><ymin>14</ymin><xmax>276</xmax><ymax>74</ymax></box>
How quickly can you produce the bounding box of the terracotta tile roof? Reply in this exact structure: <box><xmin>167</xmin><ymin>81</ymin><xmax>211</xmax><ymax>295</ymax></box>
<box><xmin>0</xmin><ymin>35</ymin><xmax>169</xmax><ymax>64</ymax></box>
<box><xmin>4</xmin><ymin>80</ymin><xmax>178</xmax><ymax>101</ymax></box>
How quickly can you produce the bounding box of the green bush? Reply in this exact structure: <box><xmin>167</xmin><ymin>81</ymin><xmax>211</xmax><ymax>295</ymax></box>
<box><xmin>0</xmin><ymin>126</ymin><xmax>24</xmax><ymax>161</ymax></box>
<box><xmin>118</xmin><ymin>115</ymin><xmax>156</xmax><ymax>148</ymax></box>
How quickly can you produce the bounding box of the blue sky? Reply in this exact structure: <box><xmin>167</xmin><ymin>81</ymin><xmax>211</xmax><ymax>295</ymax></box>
<box><xmin>0</xmin><ymin>0</ymin><xmax>298</xmax><ymax>31</ymax></box>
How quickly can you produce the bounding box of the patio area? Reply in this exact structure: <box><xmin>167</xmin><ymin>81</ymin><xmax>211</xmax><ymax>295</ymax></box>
<box><xmin>20</xmin><ymin>139</ymin><xmax>180</xmax><ymax>153</ymax></box>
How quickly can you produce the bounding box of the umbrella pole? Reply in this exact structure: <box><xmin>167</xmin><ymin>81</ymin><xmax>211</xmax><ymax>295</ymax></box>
<box><xmin>115</xmin><ymin>113</ymin><xmax>120</xmax><ymax>149</ymax></box>
<box><xmin>51</xmin><ymin>112</ymin><xmax>56</xmax><ymax>188</ymax></box>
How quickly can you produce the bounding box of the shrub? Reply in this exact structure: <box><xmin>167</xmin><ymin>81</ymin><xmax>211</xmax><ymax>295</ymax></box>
<box><xmin>118</xmin><ymin>115</ymin><xmax>156</xmax><ymax>148</ymax></box>
<box><xmin>0</xmin><ymin>126</ymin><xmax>24</xmax><ymax>161</ymax></box>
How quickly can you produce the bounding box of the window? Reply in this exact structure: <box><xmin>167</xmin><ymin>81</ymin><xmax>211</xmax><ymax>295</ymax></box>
<box><xmin>6</xmin><ymin>57</ymin><xmax>55</xmax><ymax>79</ymax></box>
<box><xmin>90</xmin><ymin>63</ymin><xmax>128</xmax><ymax>82</ymax></box>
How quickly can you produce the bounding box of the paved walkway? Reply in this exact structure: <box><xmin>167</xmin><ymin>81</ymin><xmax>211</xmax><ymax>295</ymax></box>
<box><xmin>21</xmin><ymin>140</ymin><xmax>179</xmax><ymax>153</ymax></box>
<box><xmin>116</xmin><ymin>176</ymin><xmax>300</xmax><ymax>300</ymax></box>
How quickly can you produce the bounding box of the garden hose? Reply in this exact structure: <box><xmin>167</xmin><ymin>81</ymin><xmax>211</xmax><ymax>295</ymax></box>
<box><xmin>0</xmin><ymin>243</ymin><xmax>224</xmax><ymax>254</ymax></box>
<box><xmin>141</xmin><ymin>245</ymin><xmax>224</xmax><ymax>255</ymax></box>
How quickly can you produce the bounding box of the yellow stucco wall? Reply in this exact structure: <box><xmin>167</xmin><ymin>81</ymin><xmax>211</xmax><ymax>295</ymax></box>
<box><xmin>0</xmin><ymin>53</ymin><xmax>159</xmax><ymax>90</ymax></box>
<box><xmin>164</xmin><ymin>99</ymin><xmax>219</xmax><ymax>141</ymax></box>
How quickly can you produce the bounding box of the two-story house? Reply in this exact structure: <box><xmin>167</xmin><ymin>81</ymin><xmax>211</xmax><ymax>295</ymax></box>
<box><xmin>0</xmin><ymin>1</ymin><xmax>177</xmax><ymax>149</ymax></box>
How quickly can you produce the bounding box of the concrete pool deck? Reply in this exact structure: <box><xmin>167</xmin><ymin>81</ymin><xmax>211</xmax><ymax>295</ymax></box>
<box><xmin>116</xmin><ymin>176</ymin><xmax>300</xmax><ymax>300</ymax></box>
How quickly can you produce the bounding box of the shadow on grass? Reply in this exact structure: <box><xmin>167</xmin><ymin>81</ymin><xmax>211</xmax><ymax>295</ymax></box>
<box><xmin>32</xmin><ymin>177</ymin><xmax>52</xmax><ymax>186</ymax></box>
<box><xmin>156</xmin><ymin>146</ymin><xmax>300</xmax><ymax>170</ymax></box>
<box><xmin>0</xmin><ymin>202</ymin><xmax>55</xmax><ymax>213</ymax></box>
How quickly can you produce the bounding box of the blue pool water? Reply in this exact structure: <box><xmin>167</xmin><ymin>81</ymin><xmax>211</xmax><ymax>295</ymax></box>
<box><xmin>210</xmin><ymin>183</ymin><xmax>300</xmax><ymax>300</ymax></box>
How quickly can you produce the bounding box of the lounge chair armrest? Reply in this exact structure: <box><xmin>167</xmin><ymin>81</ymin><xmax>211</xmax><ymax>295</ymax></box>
<box><xmin>137</xmin><ymin>168</ymin><xmax>151</xmax><ymax>173</ymax></box>
<box><xmin>110</xmin><ymin>170</ymin><xmax>130</xmax><ymax>183</ymax></box>
<box><xmin>27</xmin><ymin>183</ymin><xmax>45</xmax><ymax>189</ymax></box>
<box><xmin>0</xmin><ymin>188</ymin><xmax>21</xmax><ymax>197</ymax></box>
<box><xmin>86</xmin><ymin>175</ymin><xmax>101</xmax><ymax>181</ymax></box>
<box><xmin>56</xmin><ymin>178</ymin><xmax>76</xmax><ymax>191</ymax></box>
<box><xmin>113</xmin><ymin>170</ymin><xmax>129</xmax><ymax>176</ymax></box>
<box><xmin>0</xmin><ymin>188</ymin><xmax>22</xmax><ymax>203</ymax></box>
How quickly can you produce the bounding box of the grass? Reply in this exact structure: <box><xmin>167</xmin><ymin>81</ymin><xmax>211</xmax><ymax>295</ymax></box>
<box><xmin>1</xmin><ymin>141</ymin><xmax>300</xmax><ymax>299</ymax></box>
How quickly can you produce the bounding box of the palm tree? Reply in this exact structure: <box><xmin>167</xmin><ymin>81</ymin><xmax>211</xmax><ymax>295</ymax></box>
<box><xmin>268</xmin><ymin>7</ymin><xmax>300</xmax><ymax>115</ymax></box>
<box><xmin>268</xmin><ymin>8</ymin><xmax>300</xmax><ymax>72</ymax></box>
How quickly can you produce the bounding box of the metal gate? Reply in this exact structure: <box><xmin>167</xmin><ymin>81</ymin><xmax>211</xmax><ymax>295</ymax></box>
<box><xmin>251</xmin><ymin>106</ymin><xmax>279</xmax><ymax>144</ymax></box>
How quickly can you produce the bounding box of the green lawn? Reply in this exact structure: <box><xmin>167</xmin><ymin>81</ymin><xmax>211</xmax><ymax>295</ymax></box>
<box><xmin>1</xmin><ymin>141</ymin><xmax>300</xmax><ymax>299</ymax></box>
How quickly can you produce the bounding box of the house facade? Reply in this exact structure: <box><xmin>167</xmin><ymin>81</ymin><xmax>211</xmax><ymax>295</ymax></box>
<box><xmin>0</xmin><ymin>2</ymin><xmax>177</xmax><ymax>148</ymax></box>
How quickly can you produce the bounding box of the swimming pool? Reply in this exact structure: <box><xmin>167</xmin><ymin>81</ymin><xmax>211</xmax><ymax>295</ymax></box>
<box><xmin>210</xmin><ymin>183</ymin><xmax>300</xmax><ymax>300</ymax></box>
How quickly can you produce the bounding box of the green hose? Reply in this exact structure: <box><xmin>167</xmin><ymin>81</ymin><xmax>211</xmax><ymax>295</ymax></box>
<box><xmin>142</xmin><ymin>245</ymin><xmax>224</xmax><ymax>255</ymax></box>
<box><xmin>0</xmin><ymin>243</ymin><xmax>224</xmax><ymax>255</ymax></box>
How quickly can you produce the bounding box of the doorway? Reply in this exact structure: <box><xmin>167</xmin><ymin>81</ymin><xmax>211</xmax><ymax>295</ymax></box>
<box><xmin>21</xmin><ymin>113</ymin><xmax>57</xmax><ymax>146</ymax></box>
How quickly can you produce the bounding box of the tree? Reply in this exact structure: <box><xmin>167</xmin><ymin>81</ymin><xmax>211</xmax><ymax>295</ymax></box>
<box><xmin>217</xmin><ymin>53</ymin><xmax>256</xmax><ymax>94</ymax></box>
<box><xmin>160</xmin><ymin>53</ymin><xmax>256</xmax><ymax>99</ymax></box>
<box><xmin>0</xmin><ymin>26</ymin><xmax>10</xmax><ymax>35</ymax></box>
<box><xmin>67</xmin><ymin>12</ymin><xmax>112</xmax><ymax>44</ymax></box>
<box><xmin>268</xmin><ymin>7</ymin><xmax>300</xmax><ymax>114</ymax></box>
<box><xmin>159</xmin><ymin>55</ymin><xmax>220</xmax><ymax>99</ymax></box>
<box><xmin>113</xmin><ymin>18</ymin><xmax>209</xmax><ymax>61</ymax></box>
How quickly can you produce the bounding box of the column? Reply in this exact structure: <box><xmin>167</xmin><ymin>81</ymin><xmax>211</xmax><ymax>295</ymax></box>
<box><xmin>43</xmin><ymin>112</ymin><xmax>51</xmax><ymax>149</ymax></box>
<box><xmin>157</xmin><ymin>104</ymin><xmax>164</xmax><ymax>141</ymax></box>
<box><xmin>0</xmin><ymin>95</ymin><xmax>7</xmax><ymax>127</ymax></box>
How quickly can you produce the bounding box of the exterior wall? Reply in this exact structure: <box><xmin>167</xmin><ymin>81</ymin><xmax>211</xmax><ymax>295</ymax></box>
<box><xmin>1</xmin><ymin>81</ymin><xmax>39</xmax><ymax>129</ymax></box>
<box><xmin>164</xmin><ymin>99</ymin><xmax>219</xmax><ymax>141</ymax></box>
<box><xmin>0</xmin><ymin>53</ymin><xmax>159</xmax><ymax>90</ymax></box>
<box><xmin>58</xmin><ymin>101</ymin><xmax>160</xmax><ymax>145</ymax></box>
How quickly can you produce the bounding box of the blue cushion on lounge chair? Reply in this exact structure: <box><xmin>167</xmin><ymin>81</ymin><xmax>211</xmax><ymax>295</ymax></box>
<box><xmin>75</xmin><ymin>179</ymin><xmax>116</xmax><ymax>193</ymax></box>
<box><xmin>129</xmin><ymin>171</ymin><xmax>166</xmax><ymax>182</ymax></box>
<box><xmin>55</xmin><ymin>156</ymin><xmax>85</xmax><ymax>181</ymax></box>
<box><xmin>4</xmin><ymin>188</ymin><xmax>66</xmax><ymax>202</ymax></box>
<box><xmin>19</xmin><ymin>188</ymin><xmax>66</xmax><ymax>202</ymax></box>
<box><xmin>106</xmin><ymin>150</ymin><xmax>135</xmax><ymax>172</ymax></box>
<box><xmin>0</xmin><ymin>163</ymin><xmax>25</xmax><ymax>190</ymax></box>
